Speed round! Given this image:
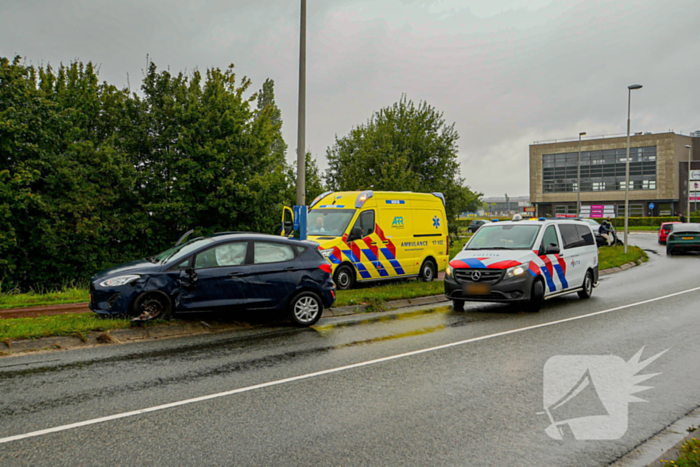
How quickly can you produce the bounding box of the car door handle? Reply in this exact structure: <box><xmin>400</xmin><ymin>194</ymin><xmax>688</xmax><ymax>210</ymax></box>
<box><xmin>370</xmin><ymin>242</ymin><xmax>378</xmax><ymax>245</ymax></box>
<box><xmin>382</xmin><ymin>240</ymin><xmax>390</xmax><ymax>244</ymax></box>
<box><xmin>228</xmin><ymin>272</ymin><xmax>246</xmax><ymax>277</ymax></box>
<box><xmin>284</xmin><ymin>267</ymin><xmax>300</xmax><ymax>272</ymax></box>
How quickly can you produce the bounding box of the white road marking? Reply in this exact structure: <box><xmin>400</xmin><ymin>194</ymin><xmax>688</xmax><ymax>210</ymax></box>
<box><xmin>2</xmin><ymin>285</ymin><xmax>700</xmax><ymax>445</ymax></box>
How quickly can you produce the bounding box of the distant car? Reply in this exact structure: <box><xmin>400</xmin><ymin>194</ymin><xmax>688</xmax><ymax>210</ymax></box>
<box><xmin>666</xmin><ymin>223</ymin><xmax>700</xmax><ymax>256</ymax></box>
<box><xmin>89</xmin><ymin>233</ymin><xmax>336</xmax><ymax>326</ymax></box>
<box><xmin>467</xmin><ymin>219</ymin><xmax>489</xmax><ymax>233</ymax></box>
<box><xmin>658</xmin><ymin>222</ymin><xmax>681</xmax><ymax>245</ymax></box>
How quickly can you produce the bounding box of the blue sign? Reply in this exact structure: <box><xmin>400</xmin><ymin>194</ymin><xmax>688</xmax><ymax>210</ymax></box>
<box><xmin>649</xmin><ymin>203</ymin><xmax>655</xmax><ymax>209</ymax></box>
<box><xmin>386</xmin><ymin>200</ymin><xmax>405</xmax><ymax>205</ymax></box>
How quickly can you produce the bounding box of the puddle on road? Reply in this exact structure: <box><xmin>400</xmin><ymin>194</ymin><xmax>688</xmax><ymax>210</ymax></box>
<box><xmin>315</xmin><ymin>305</ymin><xmax>453</xmax><ymax>331</ymax></box>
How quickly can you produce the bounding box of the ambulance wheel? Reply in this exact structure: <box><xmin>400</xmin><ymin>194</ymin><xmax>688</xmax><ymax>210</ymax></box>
<box><xmin>578</xmin><ymin>270</ymin><xmax>594</xmax><ymax>299</ymax></box>
<box><xmin>419</xmin><ymin>260</ymin><xmax>436</xmax><ymax>282</ymax></box>
<box><xmin>527</xmin><ymin>279</ymin><xmax>544</xmax><ymax>312</ymax></box>
<box><xmin>334</xmin><ymin>264</ymin><xmax>355</xmax><ymax>290</ymax></box>
<box><xmin>453</xmin><ymin>300</ymin><xmax>465</xmax><ymax>311</ymax></box>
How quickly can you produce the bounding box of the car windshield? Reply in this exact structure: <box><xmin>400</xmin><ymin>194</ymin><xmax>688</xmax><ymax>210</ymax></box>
<box><xmin>465</xmin><ymin>224</ymin><xmax>541</xmax><ymax>250</ymax></box>
<box><xmin>151</xmin><ymin>237</ymin><xmax>214</xmax><ymax>264</ymax></box>
<box><xmin>307</xmin><ymin>209</ymin><xmax>356</xmax><ymax>237</ymax></box>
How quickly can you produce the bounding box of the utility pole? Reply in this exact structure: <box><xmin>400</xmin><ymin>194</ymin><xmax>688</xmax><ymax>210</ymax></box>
<box><xmin>296</xmin><ymin>0</ymin><xmax>307</xmax><ymax>207</ymax></box>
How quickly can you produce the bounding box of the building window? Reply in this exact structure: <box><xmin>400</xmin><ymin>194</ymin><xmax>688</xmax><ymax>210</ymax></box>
<box><xmin>555</xmin><ymin>205</ymin><xmax>577</xmax><ymax>215</ymax></box>
<box><xmin>617</xmin><ymin>204</ymin><xmax>644</xmax><ymax>217</ymax></box>
<box><xmin>542</xmin><ymin>147</ymin><xmax>657</xmax><ymax>193</ymax></box>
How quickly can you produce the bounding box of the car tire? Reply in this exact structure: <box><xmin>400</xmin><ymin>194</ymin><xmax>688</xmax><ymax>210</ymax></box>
<box><xmin>333</xmin><ymin>264</ymin><xmax>355</xmax><ymax>290</ymax></box>
<box><xmin>577</xmin><ymin>270</ymin><xmax>594</xmax><ymax>299</ymax></box>
<box><xmin>131</xmin><ymin>292</ymin><xmax>173</xmax><ymax>321</ymax></box>
<box><xmin>419</xmin><ymin>260</ymin><xmax>436</xmax><ymax>282</ymax></box>
<box><xmin>527</xmin><ymin>279</ymin><xmax>544</xmax><ymax>312</ymax></box>
<box><xmin>289</xmin><ymin>292</ymin><xmax>323</xmax><ymax>327</ymax></box>
<box><xmin>453</xmin><ymin>300</ymin><xmax>465</xmax><ymax>311</ymax></box>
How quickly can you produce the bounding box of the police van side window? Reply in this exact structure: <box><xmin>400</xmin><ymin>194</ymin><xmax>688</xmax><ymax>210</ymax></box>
<box><xmin>559</xmin><ymin>224</ymin><xmax>585</xmax><ymax>249</ymax></box>
<box><xmin>576</xmin><ymin>225</ymin><xmax>595</xmax><ymax>246</ymax></box>
<box><xmin>351</xmin><ymin>210</ymin><xmax>375</xmax><ymax>238</ymax></box>
<box><xmin>542</xmin><ymin>226</ymin><xmax>559</xmax><ymax>251</ymax></box>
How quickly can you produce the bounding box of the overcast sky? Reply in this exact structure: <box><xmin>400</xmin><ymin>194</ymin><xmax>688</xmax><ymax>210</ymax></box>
<box><xmin>3</xmin><ymin>0</ymin><xmax>700</xmax><ymax>197</ymax></box>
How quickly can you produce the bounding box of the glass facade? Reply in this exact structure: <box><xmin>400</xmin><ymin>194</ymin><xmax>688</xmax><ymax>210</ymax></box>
<box><xmin>542</xmin><ymin>146</ymin><xmax>657</xmax><ymax>193</ymax></box>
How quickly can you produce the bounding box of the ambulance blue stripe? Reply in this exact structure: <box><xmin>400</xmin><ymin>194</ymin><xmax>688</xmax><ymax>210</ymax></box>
<box><xmin>541</xmin><ymin>267</ymin><xmax>556</xmax><ymax>292</ymax></box>
<box><xmin>553</xmin><ymin>264</ymin><xmax>568</xmax><ymax>289</ymax></box>
<box><xmin>462</xmin><ymin>258</ymin><xmax>487</xmax><ymax>269</ymax></box>
<box><xmin>327</xmin><ymin>255</ymin><xmax>340</xmax><ymax>264</ymax></box>
<box><xmin>355</xmin><ymin>263</ymin><xmax>372</xmax><ymax>279</ymax></box>
<box><xmin>361</xmin><ymin>249</ymin><xmax>389</xmax><ymax>277</ymax></box>
<box><xmin>380</xmin><ymin>248</ymin><xmax>405</xmax><ymax>275</ymax></box>
<box><xmin>343</xmin><ymin>250</ymin><xmax>361</xmax><ymax>264</ymax></box>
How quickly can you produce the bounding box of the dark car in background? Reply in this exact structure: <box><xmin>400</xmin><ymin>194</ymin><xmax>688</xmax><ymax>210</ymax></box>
<box><xmin>666</xmin><ymin>223</ymin><xmax>700</xmax><ymax>256</ymax></box>
<box><xmin>89</xmin><ymin>233</ymin><xmax>336</xmax><ymax>326</ymax></box>
<box><xmin>467</xmin><ymin>219</ymin><xmax>489</xmax><ymax>233</ymax></box>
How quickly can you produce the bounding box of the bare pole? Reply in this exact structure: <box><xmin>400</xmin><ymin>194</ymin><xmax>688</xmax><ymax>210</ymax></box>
<box><xmin>577</xmin><ymin>132</ymin><xmax>586</xmax><ymax>216</ymax></box>
<box><xmin>296</xmin><ymin>0</ymin><xmax>307</xmax><ymax>206</ymax></box>
<box><xmin>624</xmin><ymin>84</ymin><xmax>642</xmax><ymax>254</ymax></box>
<box><xmin>687</xmin><ymin>145</ymin><xmax>692</xmax><ymax>220</ymax></box>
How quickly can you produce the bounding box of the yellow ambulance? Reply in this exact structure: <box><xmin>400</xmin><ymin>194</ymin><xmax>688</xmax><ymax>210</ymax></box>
<box><xmin>288</xmin><ymin>191</ymin><xmax>449</xmax><ymax>289</ymax></box>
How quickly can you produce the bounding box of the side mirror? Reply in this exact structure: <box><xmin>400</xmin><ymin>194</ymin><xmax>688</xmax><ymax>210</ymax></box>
<box><xmin>348</xmin><ymin>226</ymin><xmax>363</xmax><ymax>242</ymax></box>
<box><xmin>283</xmin><ymin>220</ymin><xmax>293</xmax><ymax>237</ymax></box>
<box><xmin>545</xmin><ymin>244</ymin><xmax>560</xmax><ymax>255</ymax></box>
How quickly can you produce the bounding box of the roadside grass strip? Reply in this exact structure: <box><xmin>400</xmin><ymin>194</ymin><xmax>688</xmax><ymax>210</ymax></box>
<box><xmin>0</xmin><ymin>314</ymin><xmax>133</xmax><ymax>341</ymax></box>
<box><xmin>334</xmin><ymin>281</ymin><xmax>444</xmax><ymax>309</ymax></box>
<box><xmin>598</xmin><ymin>245</ymin><xmax>648</xmax><ymax>270</ymax></box>
<box><xmin>662</xmin><ymin>437</ymin><xmax>700</xmax><ymax>466</ymax></box>
<box><xmin>2</xmin><ymin>285</ymin><xmax>700</xmax><ymax>446</ymax></box>
<box><xmin>0</xmin><ymin>286</ymin><xmax>89</xmax><ymax>310</ymax></box>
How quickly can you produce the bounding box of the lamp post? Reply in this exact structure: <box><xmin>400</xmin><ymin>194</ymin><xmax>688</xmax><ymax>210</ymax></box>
<box><xmin>577</xmin><ymin>132</ymin><xmax>586</xmax><ymax>216</ymax></box>
<box><xmin>624</xmin><ymin>84</ymin><xmax>643</xmax><ymax>254</ymax></box>
<box><xmin>295</xmin><ymin>0</ymin><xmax>307</xmax><ymax>207</ymax></box>
<box><xmin>686</xmin><ymin>144</ymin><xmax>692</xmax><ymax>220</ymax></box>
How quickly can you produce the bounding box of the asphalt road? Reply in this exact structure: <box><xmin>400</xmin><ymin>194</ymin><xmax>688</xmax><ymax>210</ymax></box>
<box><xmin>1</xmin><ymin>233</ymin><xmax>699</xmax><ymax>466</ymax></box>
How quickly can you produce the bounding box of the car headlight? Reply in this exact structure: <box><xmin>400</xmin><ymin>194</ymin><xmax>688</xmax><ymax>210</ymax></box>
<box><xmin>446</xmin><ymin>265</ymin><xmax>453</xmax><ymax>278</ymax></box>
<box><xmin>99</xmin><ymin>275</ymin><xmax>140</xmax><ymax>288</ymax></box>
<box><xmin>319</xmin><ymin>249</ymin><xmax>333</xmax><ymax>259</ymax></box>
<box><xmin>505</xmin><ymin>265</ymin><xmax>526</xmax><ymax>279</ymax></box>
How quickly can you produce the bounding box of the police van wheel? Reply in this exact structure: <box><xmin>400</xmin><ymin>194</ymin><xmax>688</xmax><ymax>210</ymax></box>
<box><xmin>578</xmin><ymin>270</ymin><xmax>593</xmax><ymax>299</ymax></box>
<box><xmin>527</xmin><ymin>279</ymin><xmax>544</xmax><ymax>312</ymax></box>
<box><xmin>453</xmin><ymin>300</ymin><xmax>465</xmax><ymax>311</ymax></box>
<box><xmin>334</xmin><ymin>265</ymin><xmax>355</xmax><ymax>290</ymax></box>
<box><xmin>419</xmin><ymin>260</ymin><xmax>436</xmax><ymax>282</ymax></box>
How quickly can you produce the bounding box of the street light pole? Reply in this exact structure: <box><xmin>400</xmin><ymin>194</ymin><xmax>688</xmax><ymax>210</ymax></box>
<box><xmin>624</xmin><ymin>84</ymin><xmax>643</xmax><ymax>254</ymax></box>
<box><xmin>686</xmin><ymin>144</ymin><xmax>692</xmax><ymax>220</ymax></box>
<box><xmin>577</xmin><ymin>132</ymin><xmax>586</xmax><ymax>216</ymax></box>
<box><xmin>295</xmin><ymin>0</ymin><xmax>307</xmax><ymax>207</ymax></box>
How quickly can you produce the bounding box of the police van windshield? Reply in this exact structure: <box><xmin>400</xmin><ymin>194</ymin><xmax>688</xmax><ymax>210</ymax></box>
<box><xmin>465</xmin><ymin>224</ymin><xmax>541</xmax><ymax>250</ymax></box>
<box><xmin>307</xmin><ymin>209</ymin><xmax>356</xmax><ymax>237</ymax></box>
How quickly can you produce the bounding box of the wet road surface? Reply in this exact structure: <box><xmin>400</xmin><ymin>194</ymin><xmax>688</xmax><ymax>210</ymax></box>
<box><xmin>1</xmin><ymin>233</ymin><xmax>699</xmax><ymax>466</ymax></box>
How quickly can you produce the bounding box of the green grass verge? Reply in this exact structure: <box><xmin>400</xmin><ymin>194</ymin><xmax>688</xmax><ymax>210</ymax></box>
<box><xmin>627</xmin><ymin>226</ymin><xmax>658</xmax><ymax>231</ymax></box>
<box><xmin>0</xmin><ymin>287</ymin><xmax>89</xmax><ymax>310</ymax></box>
<box><xmin>661</xmin><ymin>437</ymin><xmax>700</xmax><ymax>467</ymax></box>
<box><xmin>598</xmin><ymin>245</ymin><xmax>648</xmax><ymax>270</ymax></box>
<box><xmin>333</xmin><ymin>280</ymin><xmax>444</xmax><ymax>311</ymax></box>
<box><xmin>0</xmin><ymin>313</ymin><xmax>134</xmax><ymax>341</ymax></box>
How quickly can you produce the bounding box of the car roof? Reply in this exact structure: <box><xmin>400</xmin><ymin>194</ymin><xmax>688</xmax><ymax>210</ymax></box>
<box><xmin>481</xmin><ymin>219</ymin><xmax>588</xmax><ymax>227</ymax></box>
<box><xmin>204</xmin><ymin>232</ymin><xmax>317</xmax><ymax>246</ymax></box>
<box><xmin>670</xmin><ymin>223</ymin><xmax>700</xmax><ymax>232</ymax></box>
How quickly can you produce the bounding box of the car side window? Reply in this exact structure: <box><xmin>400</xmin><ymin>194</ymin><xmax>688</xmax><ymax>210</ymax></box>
<box><xmin>177</xmin><ymin>258</ymin><xmax>191</xmax><ymax>269</ymax></box>
<box><xmin>542</xmin><ymin>226</ymin><xmax>559</xmax><ymax>250</ymax></box>
<box><xmin>576</xmin><ymin>225</ymin><xmax>595</xmax><ymax>246</ymax></box>
<box><xmin>254</xmin><ymin>242</ymin><xmax>295</xmax><ymax>265</ymax></box>
<box><xmin>350</xmin><ymin>210</ymin><xmax>375</xmax><ymax>238</ymax></box>
<box><xmin>559</xmin><ymin>224</ymin><xmax>583</xmax><ymax>249</ymax></box>
<box><xmin>195</xmin><ymin>242</ymin><xmax>248</xmax><ymax>269</ymax></box>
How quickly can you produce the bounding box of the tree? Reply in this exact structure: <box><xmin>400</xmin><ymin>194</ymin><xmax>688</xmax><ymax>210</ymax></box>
<box><xmin>324</xmin><ymin>96</ymin><xmax>481</xmax><ymax>229</ymax></box>
<box><xmin>285</xmin><ymin>152</ymin><xmax>325</xmax><ymax>206</ymax></box>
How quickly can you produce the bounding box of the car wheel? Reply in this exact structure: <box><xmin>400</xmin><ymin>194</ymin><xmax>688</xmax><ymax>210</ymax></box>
<box><xmin>578</xmin><ymin>270</ymin><xmax>593</xmax><ymax>299</ymax></box>
<box><xmin>333</xmin><ymin>264</ymin><xmax>355</xmax><ymax>290</ymax></box>
<box><xmin>132</xmin><ymin>292</ymin><xmax>173</xmax><ymax>321</ymax></box>
<box><xmin>289</xmin><ymin>292</ymin><xmax>323</xmax><ymax>327</ymax></box>
<box><xmin>527</xmin><ymin>279</ymin><xmax>544</xmax><ymax>312</ymax></box>
<box><xmin>453</xmin><ymin>300</ymin><xmax>465</xmax><ymax>311</ymax></box>
<box><xmin>419</xmin><ymin>260</ymin><xmax>436</xmax><ymax>282</ymax></box>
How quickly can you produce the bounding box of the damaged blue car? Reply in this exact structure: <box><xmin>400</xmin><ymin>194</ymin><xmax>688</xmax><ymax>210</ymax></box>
<box><xmin>89</xmin><ymin>233</ymin><xmax>336</xmax><ymax>326</ymax></box>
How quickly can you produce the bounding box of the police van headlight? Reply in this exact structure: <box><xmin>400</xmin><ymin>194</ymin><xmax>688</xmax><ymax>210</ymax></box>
<box><xmin>446</xmin><ymin>265</ymin><xmax>453</xmax><ymax>278</ymax></box>
<box><xmin>505</xmin><ymin>266</ymin><xmax>526</xmax><ymax>279</ymax></box>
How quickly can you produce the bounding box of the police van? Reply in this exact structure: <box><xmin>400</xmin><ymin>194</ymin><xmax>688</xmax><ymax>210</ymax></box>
<box><xmin>287</xmin><ymin>191</ymin><xmax>449</xmax><ymax>289</ymax></box>
<box><xmin>444</xmin><ymin>219</ymin><xmax>599</xmax><ymax>311</ymax></box>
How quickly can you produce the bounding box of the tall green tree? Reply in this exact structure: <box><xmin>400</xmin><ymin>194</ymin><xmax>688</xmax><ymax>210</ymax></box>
<box><xmin>324</xmin><ymin>96</ymin><xmax>481</xmax><ymax>229</ymax></box>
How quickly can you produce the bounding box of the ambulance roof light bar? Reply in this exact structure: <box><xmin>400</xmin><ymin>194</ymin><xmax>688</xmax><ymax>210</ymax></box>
<box><xmin>431</xmin><ymin>192</ymin><xmax>446</xmax><ymax>206</ymax></box>
<box><xmin>309</xmin><ymin>191</ymin><xmax>333</xmax><ymax>209</ymax></box>
<box><xmin>355</xmin><ymin>190</ymin><xmax>374</xmax><ymax>208</ymax></box>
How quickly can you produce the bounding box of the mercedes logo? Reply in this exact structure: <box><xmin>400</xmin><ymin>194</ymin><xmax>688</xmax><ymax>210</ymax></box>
<box><xmin>471</xmin><ymin>271</ymin><xmax>482</xmax><ymax>281</ymax></box>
